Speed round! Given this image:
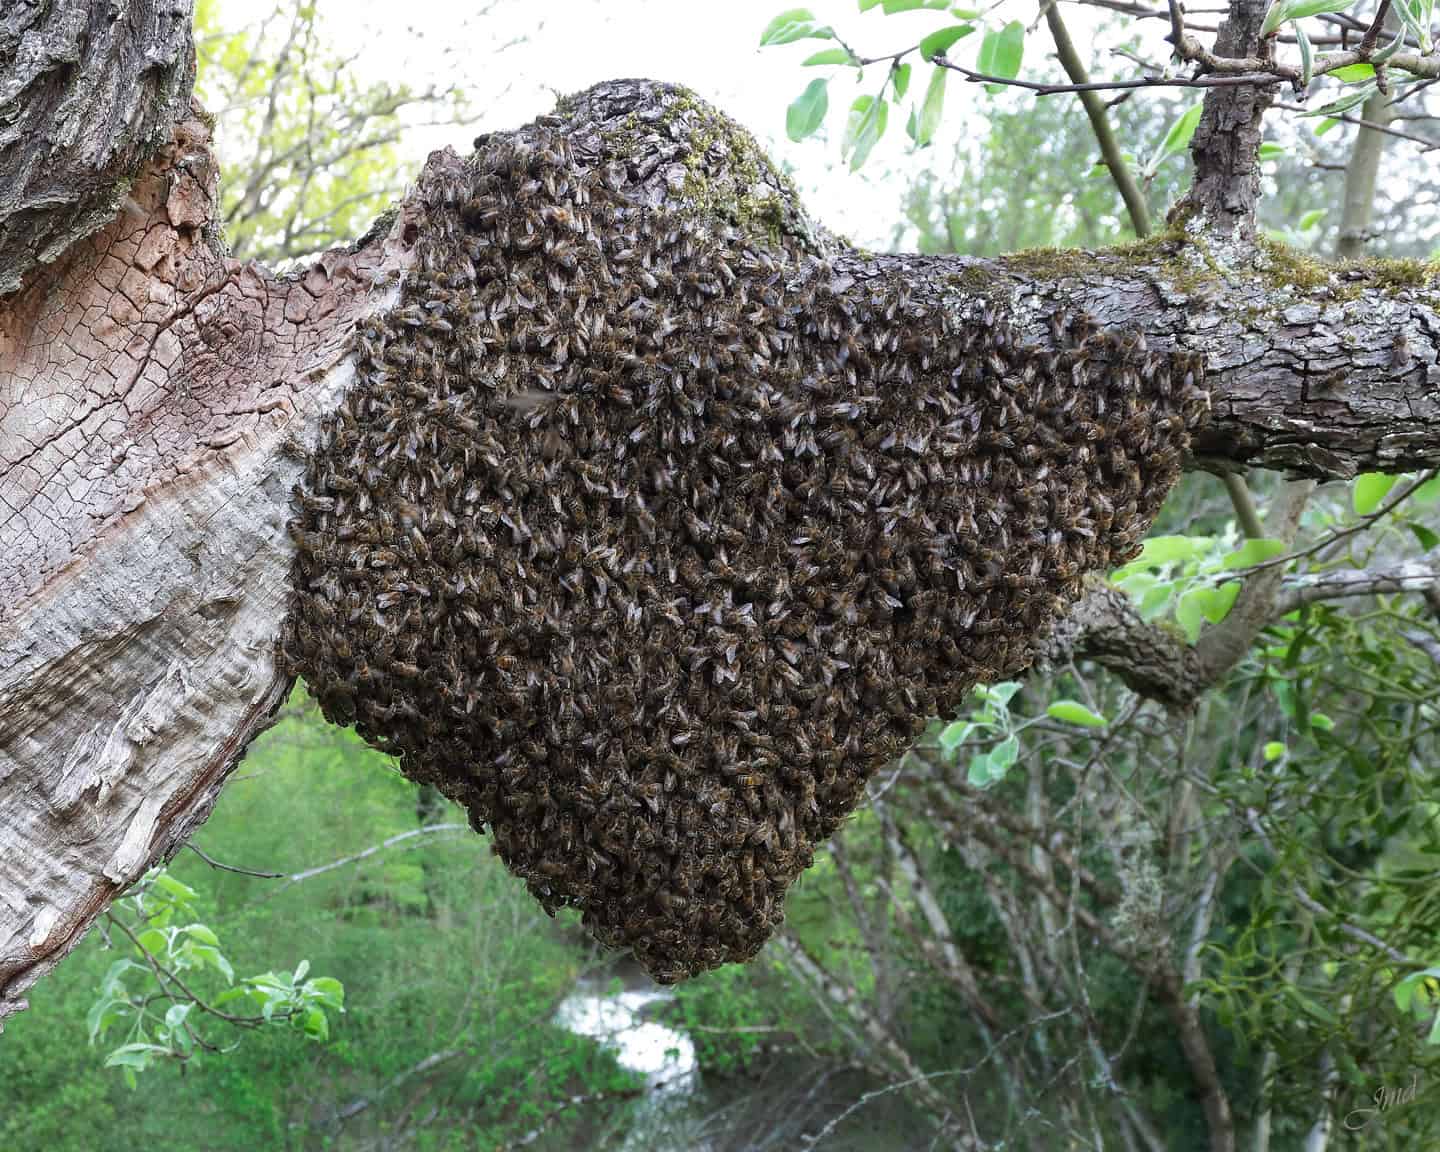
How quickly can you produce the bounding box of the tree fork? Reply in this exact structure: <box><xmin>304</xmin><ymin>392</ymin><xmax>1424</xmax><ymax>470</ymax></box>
<box><xmin>2</xmin><ymin>5</ymin><xmax>1438</xmax><ymax>1024</ymax></box>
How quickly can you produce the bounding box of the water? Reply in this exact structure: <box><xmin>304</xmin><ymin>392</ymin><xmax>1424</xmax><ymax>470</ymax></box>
<box><xmin>552</xmin><ymin>975</ymin><xmax>935</xmax><ymax>1151</ymax></box>
<box><xmin>551</xmin><ymin>978</ymin><xmax>708</xmax><ymax>1151</ymax></box>
<box><xmin>553</xmin><ymin>982</ymin><xmax>698</xmax><ymax>1094</ymax></box>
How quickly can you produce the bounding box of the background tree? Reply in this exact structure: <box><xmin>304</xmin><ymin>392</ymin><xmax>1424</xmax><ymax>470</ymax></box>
<box><xmin>1</xmin><ymin>0</ymin><xmax>1439</xmax><ymax>1149</ymax></box>
<box><xmin>192</xmin><ymin>0</ymin><xmax>494</xmax><ymax>264</ymax></box>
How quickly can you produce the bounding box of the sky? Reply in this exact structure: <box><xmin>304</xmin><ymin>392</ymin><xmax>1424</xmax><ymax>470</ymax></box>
<box><xmin>204</xmin><ymin>0</ymin><xmax>1438</xmax><ymax>256</ymax></box>
<box><xmin>205</xmin><ymin>0</ymin><xmax>1131</xmax><ymax>250</ymax></box>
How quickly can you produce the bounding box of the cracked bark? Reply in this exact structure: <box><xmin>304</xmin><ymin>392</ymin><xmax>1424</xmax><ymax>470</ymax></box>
<box><xmin>1</xmin><ymin>2</ymin><xmax>1438</xmax><ymax>1030</ymax></box>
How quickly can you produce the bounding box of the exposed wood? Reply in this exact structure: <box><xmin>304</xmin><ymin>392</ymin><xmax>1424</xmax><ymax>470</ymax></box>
<box><xmin>0</xmin><ymin>111</ymin><xmax>414</xmax><ymax>1023</ymax></box>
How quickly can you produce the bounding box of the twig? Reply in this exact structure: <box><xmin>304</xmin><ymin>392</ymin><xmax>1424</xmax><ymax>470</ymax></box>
<box><xmin>1225</xmin><ymin>470</ymin><xmax>1438</xmax><ymax>578</ymax></box>
<box><xmin>185</xmin><ymin>843</ymin><xmax>283</xmax><ymax>879</ymax></box>
<box><xmin>1275</xmin><ymin>102</ymin><xmax>1439</xmax><ymax>150</ymax></box>
<box><xmin>274</xmin><ymin>823</ymin><xmax>469</xmax><ymax>890</ymax></box>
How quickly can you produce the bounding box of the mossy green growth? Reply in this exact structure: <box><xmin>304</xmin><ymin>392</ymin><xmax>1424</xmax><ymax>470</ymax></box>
<box><xmin>1255</xmin><ymin>238</ymin><xmax>1332</xmax><ymax>292</ymax></box>
<box><xmin>660</xmin><ymin>87</ymin><xmax>810</xmax><ymax>249</ymax></box>
<box><xmin>1367</xmin><ymin>256</ymin><xmax>1438</xmax><ymax>290</ymax></box>
<box><xmin>997</xmin><ymin>226</ymin><xmax>1195</xmax><ymax>285</ymax></box>
<box><xmin>1256</xmin><ymin>237</ymin><xmax>1439</xmax><ymax>298</ymax></box>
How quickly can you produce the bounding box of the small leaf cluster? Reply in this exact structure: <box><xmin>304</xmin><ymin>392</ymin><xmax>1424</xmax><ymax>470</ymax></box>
<box><xmin>1112</xmin><ymin>533</ymin><xmax>1284</xmax><ymax>643</ymax></box>
<box><xmin>88</xmin><ymin>869</ymin><xmax>344</xmax><ymax>1086</ymax></box>
<box><xmin>760</xmin><ymin>3</ymin><xmax>1025</xmax><ymax>168</ymax></box>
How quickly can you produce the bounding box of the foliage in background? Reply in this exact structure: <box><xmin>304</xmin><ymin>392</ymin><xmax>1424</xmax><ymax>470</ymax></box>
<box><xmin>89</xmin><ymin>869</ymin><xmax>344</xmax><ymax>1083</ymax></box>
<box><xmin>8</xmin><ymin>0</ymin><xmax>1440</xmax><ymax>1148</ymax></box>
<box><xmin>194</xmin><ymin>0</ymin><xmax>474</xmax><ymax>263</ymax></box>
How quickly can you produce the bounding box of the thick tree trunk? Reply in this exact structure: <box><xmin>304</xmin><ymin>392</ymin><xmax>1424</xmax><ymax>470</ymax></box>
<box><xmin>1</xmin><ymin>5</ymin><xmax>1438</xmax><ymax>1025</ymax></box>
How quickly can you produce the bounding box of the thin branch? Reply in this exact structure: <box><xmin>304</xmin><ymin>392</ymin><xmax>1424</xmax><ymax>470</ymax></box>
<box><xmin>1225</xmin><ymin>470</ymin><xmax>1438</xmax><ymax>579</ymax></box>
<box><xmin>1275</xmin><ymin>101</ymin><xmax>1440</xmax><ymax>150</ymax></box>
<box><xmin>185</xmin><ymin>842</ymin><xmax>283</xmax><ymax>879</ymax></box>
<box><xmin>1043</xmin><ymin>1</ymin><xmax>1154</xmax><ymax>236</ymax></box>
<box><xmin>275</xmin><ymin>823</ymin><xmax>469</xmax><ymax>889</ymax></box>
<box><xmin>935</xmin><ymin>53</ymin><xmax>1287</xmax><ymax>93</ymax></box>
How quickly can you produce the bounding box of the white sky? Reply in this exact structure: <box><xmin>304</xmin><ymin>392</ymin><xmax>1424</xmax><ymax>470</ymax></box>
<box><xmin>209</xmin><ymin>0</ymin><xmax>1138</xmax><ymax>249</ymax></box>
<box><xmin>207</xmin><ymin>0</ymin><xmax>1437</xmax><ymax>254</ymax></box>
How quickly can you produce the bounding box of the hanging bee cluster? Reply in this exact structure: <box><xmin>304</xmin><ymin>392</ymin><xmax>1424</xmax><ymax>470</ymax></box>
<box><xmin>280</xmin><ymin>81</ymin><xmax>1204</xmax><ymax>983</ymax></box>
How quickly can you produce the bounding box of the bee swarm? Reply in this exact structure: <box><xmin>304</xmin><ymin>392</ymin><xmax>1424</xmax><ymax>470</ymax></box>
<box><xmin>281</xmin><ymin>80</ymin><xmax>1204</xmax><ymax>983</ymax></box>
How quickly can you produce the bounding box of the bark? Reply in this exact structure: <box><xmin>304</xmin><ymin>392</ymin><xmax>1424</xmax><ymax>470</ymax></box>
<box><xmin>1174</xmin><ymin>0</ymin><xmax>1275</xmax><ymax>237</ymax></box>
<box><xmin>1</xmin><ymin>4</ymin><xmax>1439</xmax><ymax>1028</ymax></box>
<box><xmin>0</xmin><ymin>0</ymin><xmax>196</xmax><ymax>296</ymax></box>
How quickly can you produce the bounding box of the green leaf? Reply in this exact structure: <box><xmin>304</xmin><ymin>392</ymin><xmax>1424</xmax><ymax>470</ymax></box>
<box><xmin>154</xmin><ymin>872</ymin><xmax>197</xmax><ymax>903</ymax></box>
<box><xmin>939</xmin><ymin>720</ymin><xmax>972</xmax><ymax>751</ymax></box>
<box><xmin>1314</xmin><ymin>117</ymin><xmax>1341</xmax><ymax>136</ymax></box>
<box><xmin>88</xmin><ymin>997</ymin><xmax>132</xmax><ymax>1045</ymax></box>
<box><xmin>1396</xmin><ymin>0</ymin><xmax>1434</xmax><ymax>52</ymax></box>
<box><xmin>1047</xmin><ymin>700</ymin><xmax>1108</xmax><ymax>728</ymax></box>
<box><xmin>105</xmin><ymin>1043</ymin><xmax>168</xmax><ymax>1070</ymax></box>
<box><xmin>1177</xmin><ymin>585</ymin><xmax>1219</xmax><ymax>642</ymax></box>
<box><xmin>1298</xmin><ymin>208</ymin><xmax>1325</xmax><ymax>230</ymax></box>
<box><xmin>1373</xmin><ymin>24</ymin><xmax>1410</xmax><ymax>61</ymax></box>
<box><xmin>1396</xmin><ymin>968</ymin><xmax>1440</xmax><ymax>1012</ymax></box>
<box><xmin>1310</xmin><ymin>712</ymin><xmax>1335</xmax><ymax>731</ymax></box>
<box><xmin>882</xmin><ymin>0</ymin><xmax>950</xmax><ymax>11</ymax></box>
<box><xmin>1299</xmin><ymin>83</ymin><xmax>1378</xmax><ymax>118</ymax></box>
<box><xmin>1206</xmin><ymin>580</ymin><xmax>1242</xmax><ymax>623</ymax></box>
<box><xmin>1412</xmin><ymin>523</ymin><xmax>1440</xmax><ymax>552</ymax></box>
<box><xmin>302</xmin><ymin>1006</ymin><xmax>329</xmax><ymax>1041</ymax></box>
<box><xmin>1139</xmin><ymin>582</ymin><xmax>1175</xmax><ymax>615</ymax></box>
<box><xmin>975</xmin><ymin>681</ymin><xmax>1021</xmax><ymax>707</ymax></box>
<box><xmin>183</xmin><ymin>923</ymin><xmax>219</xmax><ymax>947</ymax></box>
<box><xmin>916</xmin><ymin>65</ymin><xmax>947</xmax><ymax>146</ymax></box>
<box><xmin>1296</xmin><ymin>20</ymin><xmax>1315</xmax><ymax>86</ymax></box>
<box><xmin>844</xmin><ymin>94</ymin><xmax>889</xmax><ymax>170</ymax></box>
<box><xmin>306</xmin><ymin>977</ymin><xmax>346</xmax><ymax>1011</ymax></box>
<box><xmin>1287</xmin><ymin>0</ymin><xmax>1362</xmax><ymax>18</ymax></box>
<box><xmin>1263</xmin><ymin>0</ymin><xmax>1358</xmax><ymax>36</ymax></box>
<box><xmin>1146</xmin><ymin>103</ymin><xmax>1203</xmax><ymax>177</ymax></box>
<box><xmin>1353</xmin><ymin>472</ymin><xmax>1398</xmax><ymax>515</ymax></box>
<box><xmin>1414</xmin><ymin>476</ymin><xmax>1440</xmax><ymax>504</ymax></box>
<box><xmin>1330</xmin><ymin>62</ymin><xmax>1375</xmax><ymax>83</ymax></box>
<box><xmin>293</xmin><ymin>959</ymin><xmax>311</xmax><ymax>984</ymax></box>
<box><xmin>949</xmin><ymin>4</ymin><xmax>983</xmax><ymax>14</ymax></box>
<box><xmin>892</xmin><ymin>62</ymin><xmax>912</xmax><ymax>101</ymax></box>
<box><xmin>988</xmin><ymin>734</ymin><xmax>1019</xmax><ymax>773</ymax></box>
<box><xmin>1132</xmin><ymin>534</ymin><xmax>1213</xmax><ymax>567</ymax></box>
<box><xmin>1264</xmin><ymin>741</ymin><xmax>1286</xmax><ymax>761</ymax></box>
<box><xmin>966</xmin><ymin>752</ymin><xmax>992</xmax><ymax>786</ymax></box>
<box><xmin>202</xmin><ymin>946</ymin><xmax>234</xmax><ymax>984</ymax></box>
<box><xmin>135</xmin><ymin>927</ymin><xmax>168</xmax><ymax>956</ymax></box>
<box><xmin>163</xmin><ymin>1002</ymin><xmax>193</xmax><ymax>1035</ymax></box>
<box><xmin>787</xmin><ymin>78</ymin><xmax>830</xmax><ymax>141</ymax></box>
<box><xmin>919</xmin><ymin>23</ymin><xmax>975</xmax><ymax>60</ymax></box>
<box><xmin>860</xmin><ymin>0</ymin><xmax>885</xmax><ymax>9</ymax></box>
<box><xmin>760</xmin><ymin>8</ymin><xmax>832</xmax><ymax>46</ymax></box>
<box><xmin>1222</xmin><ymin>538</ymin><xmax>1287</xmax><ymax>569</ymax></box>
<box><xmin>1428</xmin><ymin>1008</ymin><xmax>1440</xmax><ymax>1045</ymax></box>
<box><xmin>1258</xmin><ymin>141</ymin><xmax>1286</xmax><ymax>160</ymax></box>
<box><xmin>802</xmin><ymin>47</ymin><xmax>856</xmax><ymax>65</ymax></box>
<box><xmin>977</xmin><ymin>21</ymin><xmax>1024</xmax><ymax>93</ymax></box>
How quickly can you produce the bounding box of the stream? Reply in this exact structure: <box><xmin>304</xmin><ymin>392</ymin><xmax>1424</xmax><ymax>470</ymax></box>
<box><xmin>551</xmin><ymin>973</ymin><xmax>933</xmax><ymax>1152</ymax></box>
<box><xmin>553</xmin><ymin>978</ymin><xmax>703</xmax><ymax>1151</ymax></box>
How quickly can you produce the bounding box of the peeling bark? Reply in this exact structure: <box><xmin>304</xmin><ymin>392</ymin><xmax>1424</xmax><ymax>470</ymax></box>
<box><xmin>0</xmin><ymin>111</ymin><xmax>413</xmax><ymax>1022</ymax></box>
<box><xmin>1</xmin><ymin>3</ymin><xmax>1438</xmax><ymax>1026</ymax></box>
